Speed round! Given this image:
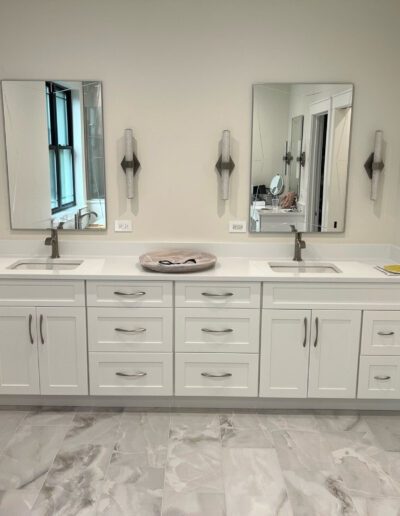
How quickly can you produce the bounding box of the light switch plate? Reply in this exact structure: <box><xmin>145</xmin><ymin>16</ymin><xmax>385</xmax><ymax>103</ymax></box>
<box><xmin>229</xmin><ymin>220</ymin><xmax>247</xmax><ymax>233</ymax></box>
<box><xmin>115</xmin><ymin>220</ymin><xmax>132</xmax><ymax>232</ymax></box>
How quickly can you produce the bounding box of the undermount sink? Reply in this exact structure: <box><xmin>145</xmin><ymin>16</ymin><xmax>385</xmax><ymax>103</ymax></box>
<box><xmin>269</xmin><ymin>261</ymin><xmax>341</xmax><ymax>274</ymax></box>
<box><xmin>8</xmin><ymin>259</ymin><xmax>83</xmax><ymax>271</ymax></box>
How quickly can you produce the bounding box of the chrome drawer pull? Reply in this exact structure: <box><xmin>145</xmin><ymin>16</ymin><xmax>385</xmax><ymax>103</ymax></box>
<box><xmin>201</xmin><ymin>292</ymin><xmax>234</xmax><ymax>298</ymax></box>
<box><xmin>201</xmin><ymin>372</ymin><xmax>232</xmax><ymax>378</ymax></box>
<box><xmin>314</xmin><ymin>317</ymin><xmax>319</xmax><ymax>348</ymax></box>
<box><xmin>374</xmin><ymin>375</ymin><xmax>391</xmax><ymax>381</ymax></box>
<box><xmin>303</xmin><ymin>317</ymin><xmax>307</xmax><ymax>348</ymax></box>
<box><xmin>115</xmin><ymin>327</ymin><xmax>146</xmax><ymax>333</ymax></box>
<box><xmin>39</xmin><ymin>314</ymin><xmax>44</xmax><ymax>345</ymax></box>
<box><xmin>116</xmin><ymin>371</ymin><xmax>147</xmax><ymax>377</ymax></box>
<box><xmin>377</xmin><ymin>331</ymin><xmax>395</xmax><ymax>336</ymax></box>
<box><xmin>28</xmin><ymin>314</ymin><xmax>34</xmax><ymax>345</ymax></box>
<box><xmin>113</xmin><ymin>291</ymin><xmax>146</xmax><ymax>297</ymax></box>
<box><xmin>201</xmin><ymin>328</ymin><xmax>234</xmax><ymax>334</ymax></box>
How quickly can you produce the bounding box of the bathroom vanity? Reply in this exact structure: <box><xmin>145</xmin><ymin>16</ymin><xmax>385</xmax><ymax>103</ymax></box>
<box><xmin>0</xmin><ymin>255</ymin><xmax>400</xmax><ymax>409</ymax></box>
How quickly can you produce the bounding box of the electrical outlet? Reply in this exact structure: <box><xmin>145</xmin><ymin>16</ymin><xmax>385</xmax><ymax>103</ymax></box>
<box><xmin>229</xmin><ymin>220</ymin><xmax>247</xmax><ymax>233</ymax></box>
<box><xmin>114</xmin><ymin>220</ymin><xmax>132</xmax><ymax>232</ymax></box>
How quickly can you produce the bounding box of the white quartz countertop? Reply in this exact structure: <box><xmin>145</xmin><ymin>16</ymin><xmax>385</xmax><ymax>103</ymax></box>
<box><xmin>0</xmin><ymin>255</ymin><xmax>398</xmax><ymax>283</ymax></box>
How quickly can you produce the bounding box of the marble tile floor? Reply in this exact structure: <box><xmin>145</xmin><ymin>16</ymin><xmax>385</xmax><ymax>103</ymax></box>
<box><xmin>0</xmin><ymin>407</ymin><xmax>399</xmax><ymax>515</ymax></box>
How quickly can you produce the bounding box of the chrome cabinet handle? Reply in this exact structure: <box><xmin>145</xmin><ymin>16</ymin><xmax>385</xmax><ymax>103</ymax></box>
<box><xmin>378</xmin><ymin>331</ymin><xmax>395</xmax><ymax>336</ymax></box>
<box><xmin>39</xmin><ymin>314</ymin><xmax>44</xmax><ymax>344</ymax></box>
<box><xmin>201</xmin><ymin>328</ymin><xmax>234</xmax><ymax>334</ymax></box>
<box><xmin>115</xmin><ymin>328</ymin><xmax>146</xmax><ymax>333</ymax></box>
<box><xmin>374</xmin><ymin>375</ymin><xmax>391</xmax><ymax>381</ymax></box>
<box><xmin>28</xmin><ymin>314</ymin><xmax>34</xmax><ymax>345</ymax></box>
<box><xmin>115</xmin><ymin>371</ymin><xmax>147</xmax><ymax>377</ymax></box>
<box><xmin>314</xmin><ymin>317</ymin><xmax>319</xmax><ymax>348</ymax></box>
<box><xmin>201</xmin><ymin>372</ymin><xmax>232</xmax><ymax>378</ymax></box>
<box><xmin>201</xmin><ymin>292</ymin><xmax>234</xmax><ymax>298</ymax></box>
<box><xmin>303</xmin><ymin>317</ymin><xmax>307</xmax><ymax>348</ymax></box>
<box><xmin>113</xmin><ymin>291</ymin><xmax>146</xmax><ymax>297</ymax></box>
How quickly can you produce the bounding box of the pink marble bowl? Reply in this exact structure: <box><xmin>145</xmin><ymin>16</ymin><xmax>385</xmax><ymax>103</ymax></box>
<box><xmin>139</xmin><ymin>249</ymin><xmax>217</xmax><ymax>273</ymax></box>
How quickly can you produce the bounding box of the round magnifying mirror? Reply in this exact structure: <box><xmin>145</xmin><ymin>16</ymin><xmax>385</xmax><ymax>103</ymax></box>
<box><xmin>269</xmin><ymin>174</ymin><xmax>284</xmax><ymax>196</ymax></box>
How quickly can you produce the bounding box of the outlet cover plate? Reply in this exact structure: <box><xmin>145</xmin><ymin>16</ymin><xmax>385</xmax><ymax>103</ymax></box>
<box><xmin>229</xmin><ymin>220</ymin><xmax>247</xmax><ymax>233</ymax></box>
<box><xmin>115</xmin><ymin>220</ymin><xmax>132</xmax><ymax>232</ymax></box>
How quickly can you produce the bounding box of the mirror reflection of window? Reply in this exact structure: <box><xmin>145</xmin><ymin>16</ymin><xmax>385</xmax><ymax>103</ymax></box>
<box><xmin>1</xmin><ymin>80</ymin><xmax>107</xmax><ymax>230</ymax></box>
<box><xmin>46</xmin><ymin>82</ymin><xmax>76</xmax><ymax>213</ymax></box>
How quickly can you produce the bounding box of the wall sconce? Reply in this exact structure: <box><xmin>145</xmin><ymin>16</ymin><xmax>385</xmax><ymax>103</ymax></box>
<box><xmin>215</xmin><ymin>130</ymin><xmax>235</xmax><ymax>200</ymax></box>
<box><xmin>121</xmin><ymin>128</ymin><xmax>141</xmax><ymax>199</ymax></box>
<box><xmin>364</xmin><ymin>130</ymin><xmax>384</xmax><ymax>201</ymax></box>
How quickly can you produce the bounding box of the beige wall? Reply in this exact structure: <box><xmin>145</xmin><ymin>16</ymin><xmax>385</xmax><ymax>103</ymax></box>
<box><xmin>0</xmin><ymin>0</ymin><xmax>399</xmax><ymax>244</ymax></box>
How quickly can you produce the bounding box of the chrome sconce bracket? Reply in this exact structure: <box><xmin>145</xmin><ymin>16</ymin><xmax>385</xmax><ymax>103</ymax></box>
<box><xmin>120</xmin><ymin>154</ymin><xmax>141</xmax><ymax>175</ymax></box>
<box><xmin>296</xmin><ymin>151</ymin><xmax>306</xmax><ymax>167</ymax></box>
<box><xmin>215</xmin><ymin>156</ymin><xmax>235</xmax><ymax>176</ymax></box>
<box><xmin>282</xmin><ymin>151</ymin><xmax>293</xmax><ymax>165</ymax></box>
<box><xmin>364</xmin><ymin>153</ymin><xmax>384</xmax><ymax>179</ymax></box>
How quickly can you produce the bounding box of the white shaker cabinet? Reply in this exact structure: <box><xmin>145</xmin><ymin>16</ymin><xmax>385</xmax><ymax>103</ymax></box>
<box><xmin>0</xmin><ymin>307</ymin><xmax>87</xmax><ymax>395</ymax></box>
<box><xmin>259</xmin><ymin>310</ymin><xmax>311</xmax><ymax>398</ymax></box>
<box><xmin>308</xmin><ymin>310</ymin><xmax>361</xmax><ymax>398</ymax></box>
<box><xmin>0</xmin><ymin>307</ymin><xmax>40</xmax><ymax>394</ymax></box>
<box><xmin>37</xmin><ymin>307</ymin><xmax>88</xmax><ymax>395</ymax></box>
<box><xmin>0</xmin><ymin>280</ymin><xmax>87</xmax><ymax>396</ymax></box>
<box><xmin>260</xmin><ymin>309</ymin><xmax>362</xmax><ymax>399</ymax></box>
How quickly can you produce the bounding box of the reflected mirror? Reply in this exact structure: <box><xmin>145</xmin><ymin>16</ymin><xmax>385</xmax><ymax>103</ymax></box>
<box><xmin>250</xmin><ymin>83</ymin><xmax>353</xmax><ymax>233</ymax></box>
<box><xmin>2</xmin><ymin>80</ymin><xmax>106</xmax><ymax>230</ymax></box>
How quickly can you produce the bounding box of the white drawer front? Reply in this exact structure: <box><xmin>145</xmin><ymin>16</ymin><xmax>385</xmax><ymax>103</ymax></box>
<box><xmin>89</xmin><ymin>352</ymin><xmax>172</xmax><ymax>396</ymax></box>
<box><xmin>263</xmin><ymin>283</ymin><xmax>400</xmax><ymax>310</ymax></box>
<box><xmin>175</xmin><ymin>308</ymin><xmax>260</xmax><ymax>353</ymax></box>
<box><xmin>175</xmin><ymin>282</ymin><xmax>260</xmax><ymax>309</ymax></box>
<box><xmin>0</xmin><ymin>280</ymin><xmax>84</xmax><ymax>307</ymax></box>
<box><xmin>358</xmin><ymin>356</ymin><xmax>400</xmax><ymax>399</ymax></box>
<box><xmin>362</xmin><ymin>311</ymin><xmax>400</xmax><ymax>355</ymax></box>
<box><xmin>175</xmin><ymin>353</ymin><xmax>259</xmax><ymax>397</ymax></box>
<box><xmin>88</xmin><ymin>308</ymin><xmax>173</xmax><ymax>352</ymax></box>
<box><xmin>86</xmin><ymin>281</ymin><xmax>172</xmax><ymax>307</ymax></box>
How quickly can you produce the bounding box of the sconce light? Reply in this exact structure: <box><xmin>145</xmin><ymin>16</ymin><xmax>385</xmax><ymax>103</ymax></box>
<box><xmin>215</xmin><ymin>130</ymin><xmax>235</xmax><ymax>200</ymax></box>
<box><xmin>364</xmin><ymin>130</ymin><xmax>384</xmax><ymax>201</ymax></box>
<box><xmin>121</xmin><ymin>128</ymin><xmax>141</xmax><ymax>199</ymax></box>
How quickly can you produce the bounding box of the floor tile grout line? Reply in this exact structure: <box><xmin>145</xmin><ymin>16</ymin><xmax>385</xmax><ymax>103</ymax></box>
<box><xmin>159</xmin><ymin>412</ymin><xmax>172</xmax><ymax>516</ymax></box>
<box><xmin>82</xmin><ymin>409</ymin><xmax>125</xmax><ymax>515</ymax></box>
<box><xmin>219</xmin><ymin>414</ymin><xmax>230</xmax><ymax>516</ymax></box>
<box><xmin>29</xmin><ymin>424</ymin><xmax>71</xmax><ymax>512</ymax></box>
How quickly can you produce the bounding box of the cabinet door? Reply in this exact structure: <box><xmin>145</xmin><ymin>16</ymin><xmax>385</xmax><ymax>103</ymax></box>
<box><xmin>260</xmin><ymin>310</ymin><xmax>311</xmax><ymax>398</ymax></box>
<box><xmin>0</xmin><ymin>307</ymin><xmax>40</xmax><ymax>394</ymax></box>
<box><xmin>37</xmin><ymin>307</ymin><xmax>88</xmax><ymax>395</ymax></box>
<box><xmin>308</xmin><ymin>310</ymin><xmax>361</xmax><ymax>398</ymax></box>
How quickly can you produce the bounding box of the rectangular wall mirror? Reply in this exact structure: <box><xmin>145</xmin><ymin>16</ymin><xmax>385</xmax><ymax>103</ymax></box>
<box><xmin>250</xmin><ymin>83</ymin><xmax>353</xmax><ymax>233</ymax></box>
<box><xmin>2</xmin><ymin>80</ymin><xmax>106</xmax><ymax>230</ymax></box>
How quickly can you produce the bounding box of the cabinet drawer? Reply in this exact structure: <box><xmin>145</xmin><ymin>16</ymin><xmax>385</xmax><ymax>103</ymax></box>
<box><xmin>362</xmin><ymin>311</ymin><xmax>400</xmax><ymax>355</ymax></box>
<box><xmin>88</xmin><ymin>308</ymin><xmax>173</xmax><ymax>352</ymax></box>
<box><xmin>89</xmin><ymin>352</ymin><xmax>172</xmax><ymax>396</ymax></box>
<box><xmin>175</xmin><ymin>282</ymin><xmax>260</xmax><ymax>308</ymax></box>
<box><xmin>263</xmin><ymin>283</ymin><xmax>400</xmax><ymax>310</ymax></box>
<box><xmin>358</xmin><ymin>356</ymin><xmax>400</xmax><ymax>399</ymax></box>
<box><xmin>175</xmin><ymin>308</ymin><xmax>260</xmax><ymax>353</ymax></box>
<box><xmin>86</xmin><ymin>281</ymin><xmax>172</xmax><ymax>307</ymax></box>
<box><xmin>175</xmin><ymin>353</ymin><xmax>259</xmax><ymax>397</ymax></box>
<box><xmin>0</xmin><ymin>280</ymin><xmax>84</xmax><ymax>307</ymax></box>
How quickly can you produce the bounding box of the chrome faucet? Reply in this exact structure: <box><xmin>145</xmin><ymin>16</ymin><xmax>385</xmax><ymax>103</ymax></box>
<box><xmin>75</xmin><ymin>208</ymin><xmax>98</xmax><ymax>229</ymax></box>
<box><xmin>45</xmin><ymin>223</ymin><xmax>64</xmax><ymax>259</ymax></box>
<box><xmin>290</xmin><ymin>225</ymin><xmax>306</xmax><ymax>262</ymax></box>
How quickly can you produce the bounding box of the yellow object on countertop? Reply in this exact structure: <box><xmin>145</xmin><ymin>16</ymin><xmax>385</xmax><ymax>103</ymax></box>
<box><xmin>383</xmin><ymin>265</ymin><xmax>400</xmax><ymax>274</ymax></box>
